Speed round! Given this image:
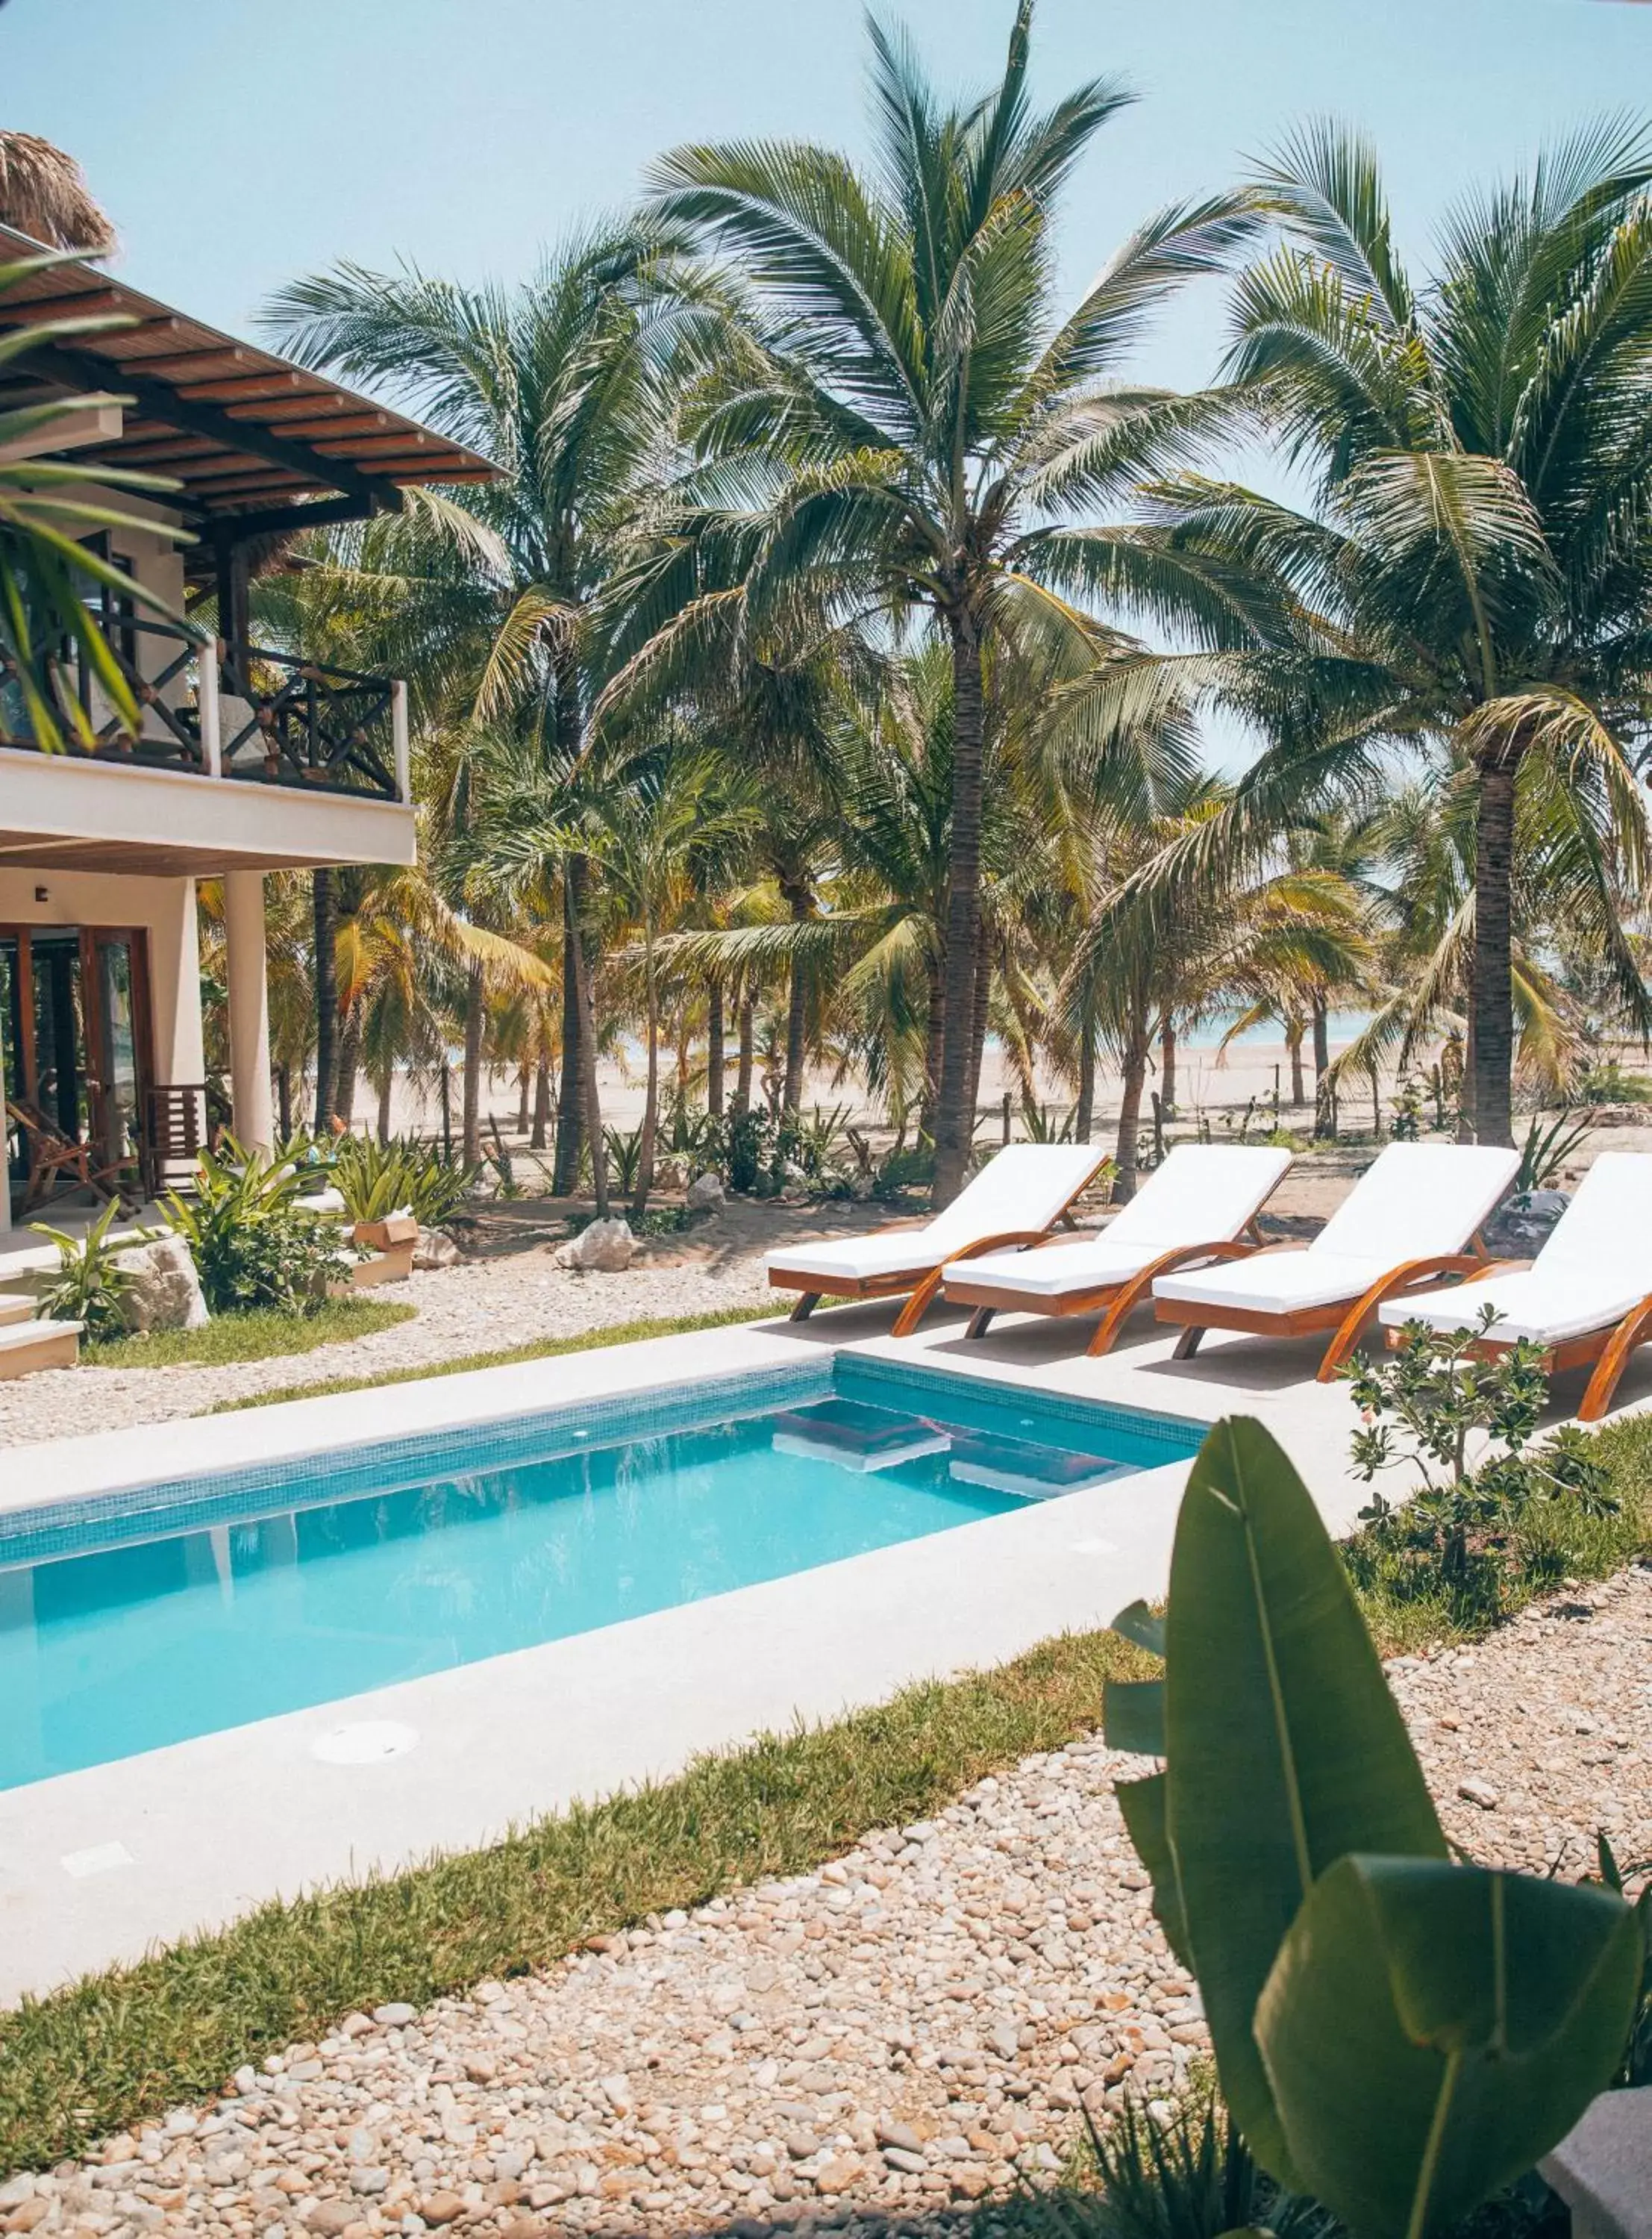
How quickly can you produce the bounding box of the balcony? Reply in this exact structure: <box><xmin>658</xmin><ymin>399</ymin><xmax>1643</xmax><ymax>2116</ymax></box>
<box><xmin>0</xmin><ymin>609</ymin><xmax>410</xmax><ymax>805</ymax></box>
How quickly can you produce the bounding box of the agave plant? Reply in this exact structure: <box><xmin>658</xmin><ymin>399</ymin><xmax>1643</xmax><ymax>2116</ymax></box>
<box><xmin>328</xmin><ymin>1132</ymin><xmax>475</xmax><ymax>1228</ymax></box>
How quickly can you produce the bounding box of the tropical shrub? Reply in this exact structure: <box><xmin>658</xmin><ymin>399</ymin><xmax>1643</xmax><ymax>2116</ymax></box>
<box><xmin>1104</xmin><ymin>1418</ymin><xmax>1641</xmax><ymax>2239</ymax></box>
<box><xmin>601</xmin><ymin>1125</ymin><xmax>645</xmax><ymax>1197</ymax></box>
<box><xmin>1574</xmin><ymin>1061</ymin><xmax>1652</xmax><ymax>1107</ymax></box>
<box><xmin>31</xmin><ymin>1199</ymin><xmax>137</xmax><ymax>1340</ymax></box>
<box><xmin>329</xmin><ymin>1133</ymin><xmax>473</xmax><ymax>1228</ymax></box>
<box><xmin>163</xmin><ymin>1140</ymin><xmax>351</xmax><ymax>1316</ymax></box>
<box><xmin>1513</xmin><ymin>1108</ymin><xmax>1592</xmax><ymax>1192</ymax></box>
<box><xmin>1345</xmin><ymin>1309</ymin><xmax>1615</xmax><ymax>1611</ymax></box>
<box><xmin>725</xmin><ymin>1108</ymin><xmax>773</xmax><ymax>1195</ymax></box>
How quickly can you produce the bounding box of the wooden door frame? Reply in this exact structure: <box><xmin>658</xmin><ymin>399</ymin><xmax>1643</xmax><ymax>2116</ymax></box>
<box><xmin>1</xmin><ymin>917</ymin><xmax>156</xmax><ymax>1134</ymax></box>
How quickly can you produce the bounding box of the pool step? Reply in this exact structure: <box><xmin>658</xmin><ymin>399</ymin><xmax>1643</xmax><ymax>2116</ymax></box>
<box><xmin>0</xmin><ymin>1318</ymin><xmax>81</xmax><ymax>1378</ymax></box>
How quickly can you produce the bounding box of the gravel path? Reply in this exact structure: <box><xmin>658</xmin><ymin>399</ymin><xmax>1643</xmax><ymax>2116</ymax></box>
<box><xmin>0</xmin><ymin>1253</ymin><xmax>774</xmax><ymax>1448</ymax></box>
<box><xmin>12</xmin><ymin>1567</ymin><xmax>1647</xmax><ymax>2239</ymax></box>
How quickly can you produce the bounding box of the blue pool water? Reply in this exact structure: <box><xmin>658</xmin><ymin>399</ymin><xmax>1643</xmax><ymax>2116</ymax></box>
<box><xmin>0</xmin><ymin>1359</ymin><xmax>1198</xmax><ymax>1789</ymax></box>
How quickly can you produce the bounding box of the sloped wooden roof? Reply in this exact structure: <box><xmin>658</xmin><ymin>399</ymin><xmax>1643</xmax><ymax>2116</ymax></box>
<box><xmin>0</xmin><ymin>224</ymin><xmax>496</xmax><ymax>535</ymax></box>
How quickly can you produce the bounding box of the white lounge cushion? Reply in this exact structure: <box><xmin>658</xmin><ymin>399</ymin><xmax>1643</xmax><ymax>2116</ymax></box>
<box><xmin>1310</xmin><ymin>1143</ymin><xmax>1519</xmax><ymax>1264</ymax></box>
<box><xmin>1154</xmin><ymin>1248</ymin><xmax>1397</xmax><ymax>1316</ymax></box>
<box><xmin>948</xmin><ymin>1144</ymin><xmax>1292</xmax><ymax>1300</ymax></box>
<box><xmin>1152</xmin><ymin>1142</ymin><xmax>1520</xmax><ymax>1317</ymax></box>
<box><xmin>765</xmin><ymin>1142</ymin><xmax>1104</xmax><ymax>1284</ymax></box>
<box><xmin>1378</xmin><ymin>1152</ymin><xmax>1652</xmax><ymax>1345</ymax></box>
<box><xmin>764</xmin><ymin>1230</ymin><xmax>947</xmax><ymax>1284</ymax></box>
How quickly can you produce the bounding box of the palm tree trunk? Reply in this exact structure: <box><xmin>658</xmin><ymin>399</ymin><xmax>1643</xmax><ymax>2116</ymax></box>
<box><xmin>311</xmin><ymin>868</ymin><xmax>337</xmax><ymax>1131</ymax></box>
<box><xmin>962</xmin><ymin>920</ymin><xmax>992</xmax><ymax>1149</ymax></box>
<box><xmin>1470</xmin><ymin>759</ymin><xmax>1518</xmax><ymax>1144</ymax></box>
<box><xmin>920</xmin><ymin>957</ymin><xmax>945</xmax><ymax>1140</ymax></box>
<box><xmin>1312</xmin><ymin>996</ymin><xmax>1333</xmax><ymax>1140</ymax></box>
<box><xmin>1160</xmin><ymin>1018</ymin><xmax>1177</xmax><ymax>1114</ymax></box>
<box><xmin>635</xmin><ymin>940</ymin><xmax>659</xmax><ymax>1217</ymax></box>
<box><xmin>1288</xmin><ymin>1025</ymin><xmax>1307</xmax><ymax>1109</ymax></box>
<box><xmin>733</xmin><ymin>988</ymin><xmax>755</xmax><ymax>1118</ymax></box>
<box><xmin>566</xmin><ymin>879</ymin><xmax>608</xmax><ymax>1217</ymax></box>
<box><xmin>276</xmin><ymin>1061</ymin><xmax>292</xmax><ymax>1142</ymax></box>
<box><xmin>334</xmin><ymin>1005</ymin><xmax>363</xmax><ymax>1131</ymax></box>
<box><xmin>1074</xmin><ymin>1027</ymin><xmax>1095</xmax><ymax>1143</ymax></box>
<box><xmin>376</xmin><ymin>1070</ymin><xmax>393</xmax><ymax>1146</ymax></box>
<box><xmin>782</xmin><ymin>968</ymin><xmax>807</xmax><ymax>1118</ymax></box>
<box><xmin>1113</xmin><ymin>1005</ymin><xmax>1152</xmax><ymax>1202</ymax></box>
<box><xmin>1368</xmin><ymin>1063</ymin><xmax>1383</xmax><ymax>1141</ymax></box>
<box><xmin>516</xmin><ymin>1067</ymin><xmax>531</xmax><ymax>1133</ymax></box>
<box><xmin>707</xmin><ymin>981</ymin><xmax>725</xmax><ymax>1117</ymax></box>
<box><xmin>933</xmin><ymin>617</ymin><xmax>986</xmax><ymax>1205</ymax></box>
<box><xmin>461</xmin><ymin>959</ymin><xmax>485</xmax><ymax>1167</ymax></box>
<box><xmin>531</xmin><ymin>1057</ymin><xmax>551</xmax><ymax>1151</ymax></box>
<box><xmin>553</xmin><ymin>862</ymin><xmax>586</xmax><ymax>1192</ymax></box>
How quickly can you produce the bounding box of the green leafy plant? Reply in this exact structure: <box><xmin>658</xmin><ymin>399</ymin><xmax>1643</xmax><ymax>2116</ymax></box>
<box><xmin>163</xmin><ymin>1140</ymin><xmax>351</xmax><ymax>1316</ymax></box>
<box><xmin>873</xmin><ymin>1139</ymin><xmax>936</xmax><ymax>1200</ymax></box>
<box><xmin>328</xmin><ymin>1134</ymin><xmax>473</xmax><ymax>1228</ymax></box>
<box><xmin>1345</xmin><ymin>1308</ymin><xmax>1615</xmax><ymax>1608</ymax></box>
<box><xmin>786</xmin><ymin>1100</ymin><xmax>855</xmax><ymax>1178</ymax></box>
<box><xmin>1104</xmin><ymin>1418</ymin><xmax>1641</xmax><ymax>2239</ymax></box>
<box><xmin>1594</xmin><ymin>1834</ymin><xmax>1652</xmax><ymax>2088</ymax></box>
<box><xmin>1573</xmin><ymin>1061</ymin><xmax>1652</xmax><ymax>1107</ymax></box>
<box><xmin>1020</xmin><ymin>1099</ymin><xmax>1077</xmax><ymax>1146</ymax></box>
<box><xmin>997</xmin><ymin>2091</ymin><xmax>1333</xmax><ymax>2239</ymax></box>
<box><xmin>30</xmin><ymin>1199</ymin><xmax>139</xmax><ymax>1340</ymax></box>
<box><xmin>725</xmin><ymin>1107</ymin><xmax>773</xmax><ymax>1194</ymax></box>
<box><xmin>662</xmin><ymin>1094</ymin><xmax>727</xmax><ymax>1167</ymax></box>
<box><xmin>601</xmin><ymin>1125</ymin><xmax>645</xmax><ymax>1197</ymax></box>
<box><xmin>1513</xmin><ymin>1108</ymin><xmax>1593</xmax><ymax>1192</ymax></box>
<box><xmin>1389</xmin><ymin>1078</ymin><xmax>1424</xmax><ymax>1141</ymax></box>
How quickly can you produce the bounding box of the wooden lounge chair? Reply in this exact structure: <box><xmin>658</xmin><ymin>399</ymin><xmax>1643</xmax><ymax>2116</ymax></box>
<box><xmin>1376</xmin><ymin>1151</ymin><xmax>1652</xmax><ymax>1422</ymax></box>
<box><xmin>764</xmin><ymin>1142</ymin><xmax>1112</xmax><ymax>1331</ymax></box>
<box><xmin>5</xmin><ymin>1096</ymin><xmax>133</xmax><ymax>1214</ymax></box>
<box><xmin>933</xmin><ymin>1143</ymin><xmax>1294</xmax><ymax>1355</ymax></box>
<box><xmin>1151</xmin><ymin>1142</ymin><xmax>1521</xmax><ymax>1381</ymax></box>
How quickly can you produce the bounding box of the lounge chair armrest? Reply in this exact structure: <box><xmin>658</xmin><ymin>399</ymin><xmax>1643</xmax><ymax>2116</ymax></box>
<box><xmin>892</xmin><ymin>1229</ymin><xmax>1066</xmax><ymax>1338</ymax></box>
<box><xmin>1580</xmin><ymin>1292</ymin><xmax>1652</xmax><ymax>1421</ymax></box>
<box><xmin>1315</xmin><ymin>1252</ymin><xmax>1489</xmax><ymax>1382</ymax></box>
<box><xmin>1086</xmin><ymin>1237</ymin><xmax>1260</xmax><ymax>1358</ymax></box>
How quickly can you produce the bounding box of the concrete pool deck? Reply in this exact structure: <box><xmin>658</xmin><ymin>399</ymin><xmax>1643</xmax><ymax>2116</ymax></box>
<box><xmin>4</xmin><ymin>1299</ymin><xmax>1642</xmax><ymax>2002</ymax></box>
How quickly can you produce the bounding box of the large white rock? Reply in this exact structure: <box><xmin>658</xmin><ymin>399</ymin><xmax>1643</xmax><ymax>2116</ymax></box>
<box><xmin>554</xmin><ymin>1216</ymin><xmax>636</xmax><ymax>1272</ymax></box>
<box><xmin>686</xmin><ymin>1170</ymin><xmax>726</xmax><ymax>1213</ymax></box>
<box><xmin>413</xmin><ymin>1227</ymin><xmax>462</xmax><ymax>1270</ymax></box>
<box><xmin>112</xmin><ymin>1234</ymin><xmax>210</xmax><ymax>1331</ymax></box>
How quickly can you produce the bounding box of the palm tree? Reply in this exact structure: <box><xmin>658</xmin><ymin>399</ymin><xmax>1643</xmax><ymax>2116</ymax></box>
<box><xmin>263</xmin><ymin>226</ymin><xmax>700</xmax><ymax>1187</ymax></box>
<box><xmin>636</xmin><ymin>1</ymin><xmax>1251</xmax><ymax>1198</ymax></box>
<box><xmin>1085</xmin><ymin>122</ymin><xmax>1652</xmax><ymax>1145</ymax></box>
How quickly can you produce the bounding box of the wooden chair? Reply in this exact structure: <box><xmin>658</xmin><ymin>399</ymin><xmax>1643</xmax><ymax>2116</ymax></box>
<box><xmin>6</xmin><ymin>1096</ymin><xmax>134</xmax><ymax>1213</ymax></box>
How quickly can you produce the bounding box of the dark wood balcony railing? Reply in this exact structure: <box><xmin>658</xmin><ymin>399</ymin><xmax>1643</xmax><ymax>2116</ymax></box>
<box><xmin>0</xmin><ymin>609</ymin><xmax>407</xmax><ymax>802</ymax></box>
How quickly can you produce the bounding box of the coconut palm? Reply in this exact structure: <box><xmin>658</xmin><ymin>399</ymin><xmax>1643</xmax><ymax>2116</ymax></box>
<box><xmin>634</xmin><ymin>1</ymin><xmax>1251</xmax><ymax>1198</ymax></box>
<box><xmin>263</xmin><ymin>225</ymin><xmax>705</xmax><ymax>1186</ymax></box>
<box><xmin>1080</xmin><ymin>120</ymin><xmax>1652</xmax><ymax>1145</ymax></box>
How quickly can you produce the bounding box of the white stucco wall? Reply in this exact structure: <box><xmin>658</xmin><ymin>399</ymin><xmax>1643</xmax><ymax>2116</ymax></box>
<box><xmin>0</xmin><ymin>867</ymin><xmax>205</xmax><ymax>1088</ymax></box>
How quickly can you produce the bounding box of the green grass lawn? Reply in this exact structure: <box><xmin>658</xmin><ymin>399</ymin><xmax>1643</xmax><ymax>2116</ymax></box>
<box><xmin>4</xmin><ymin>1362</ymin><xmax>1646</xmax><ymax>2176</ymax></box>
<box><xmin>87</xmin><ymin>1296</ymin><xmax>416</xmax><ymax>1370</ymax></box>
<box><xmin>204</xmin><ymin>1302</ymin><xmax>784</xmax><ymax>1411</ymax></box>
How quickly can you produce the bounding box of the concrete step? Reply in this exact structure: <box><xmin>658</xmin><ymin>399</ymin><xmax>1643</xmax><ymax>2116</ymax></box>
<box><xmin>0</xmin><ymin>1296</ymin><xmax>37</xmax><ymax>1327</ymax></box>
<box><xmin>0</xmin><ymin>1318</ymin><xmax>81</xmax><ymax>1378</ymax></box>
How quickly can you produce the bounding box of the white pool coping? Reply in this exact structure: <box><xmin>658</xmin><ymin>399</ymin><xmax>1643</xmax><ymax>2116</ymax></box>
<box><xmin>4</xmin><ymin>1296</ymin><xmax>1624</xmax><ymax>2002</ymax></box>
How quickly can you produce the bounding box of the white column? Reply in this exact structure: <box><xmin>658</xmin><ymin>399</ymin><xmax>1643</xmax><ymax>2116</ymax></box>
<box><xmin>391</xmin><ymin>678</ymin><xmax>410</xmax><ymax>804</ymax></box>
<box><xmin>222</xmin><ymin>869</ymin><xmax>275</xmax><ymax>1153</ymax></box>
<box><xmin>198</xmin><ymin>637</ymin><xmax>222</xmax><ymax>778</ymax></box>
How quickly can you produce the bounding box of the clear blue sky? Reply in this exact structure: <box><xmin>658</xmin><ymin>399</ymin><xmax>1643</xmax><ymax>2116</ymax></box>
<box><xmin>4</xmin><ymin>0</ymin><xmax>1649</xmax><ymax>396</ymax></box>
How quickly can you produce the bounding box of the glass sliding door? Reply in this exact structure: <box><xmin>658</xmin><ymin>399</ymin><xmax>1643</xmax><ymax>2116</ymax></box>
<box><xmin>0</xmin><ymin>925</ymin><xmax>154</xmax><ymax>1217</ymax></box>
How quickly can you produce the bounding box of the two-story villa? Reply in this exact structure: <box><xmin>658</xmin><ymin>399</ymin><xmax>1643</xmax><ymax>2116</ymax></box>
<box><xmin>0</xmin><ymin>223</ymin><xmax>493</xmax><ymax>1234</ymax></box>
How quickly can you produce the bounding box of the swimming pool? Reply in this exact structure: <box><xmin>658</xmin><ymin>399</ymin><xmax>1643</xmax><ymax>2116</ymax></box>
<box><xmin>0</xmin><ymin>1358</ymin><xmax>1199</xmax><ymax>1789</ymax></box>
